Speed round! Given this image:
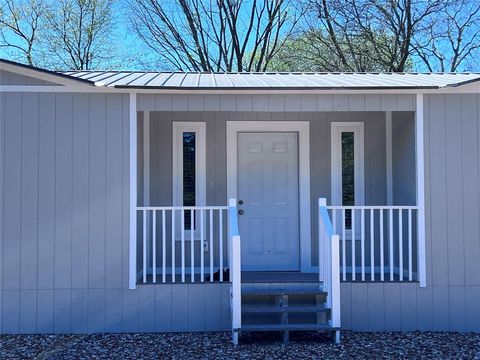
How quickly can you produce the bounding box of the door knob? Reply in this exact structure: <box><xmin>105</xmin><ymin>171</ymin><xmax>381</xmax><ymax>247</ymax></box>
<box><xmin>238</xmin><ymin>200</ymin><xmax>244</xmax><ymax>205</ymax></box>
<box><xmin>238</xmin><ymin>210</ymin><xmax>244</xmax><ymax>215</ymax></box>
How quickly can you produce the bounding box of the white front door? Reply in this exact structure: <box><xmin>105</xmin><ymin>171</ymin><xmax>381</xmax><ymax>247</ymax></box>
<box><xmin>237</xmin><ymin>132</ymin><xmax>300</xmax><ymax>271</ymax></box>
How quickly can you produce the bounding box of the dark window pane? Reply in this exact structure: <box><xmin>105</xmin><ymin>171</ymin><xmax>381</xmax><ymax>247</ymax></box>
<box><xmin>341</xmin><ymin>132</ymin><xmax>354</xmax><ymax>229</ymax></box>
<box><xmin>183</xmin><ymin>132</ymin><xmax>196</xmax><ymax>229</ymax></box>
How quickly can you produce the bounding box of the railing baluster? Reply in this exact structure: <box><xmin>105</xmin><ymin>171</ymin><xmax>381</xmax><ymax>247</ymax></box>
<box><xmin>210</xmin><ymin>209</ymin><xmax>214</xmax><ymax>282</ymax></box>
<box><xmin>380</xmin><ymin>209</ymin><xmax>384</xmax><ymax>281</ymax></box>
<box><xmin>389</xmin><ymin>208</ymin><xmax>394</xmax><ymax>281</ymax></box>
<box><xmin>162</xmin><ymin>210</ymin><xmax>166</xmax><ymax>283</ymax></box>
<box><xmin>332</xmin><ymin>209</ymin><xmax>337</xmax><ymax>234</ymax></box>
<box><xmin>408</xmin><ymin>209</ymin><xmax>413</xmax><ymax>281</ymax></box>
<box><xmin>399</xmin><ymin>209</ymin><xmax>403</xmax><ymax>281</ymax></box>
<box><xmin>351</xmin><ymin>209</ymin><xmax>356</xmax><ymax>281</ymax></box>
<box><xmin>172</xmin><ymin>210</ymin><xmax>175</xmax><ymax>283</ymax></box>
<box><xmin>143</xmin><ymin>210</ymin><xmax>147</xmax><ymax>283</ymax></box>
<box><xmin>181</xmin><ymin>210</ymin><xmax>185</xmax><ymax>283</ymax></box>
<box><xmin>191</xmin><ymin>209</ymin><xmax>194</xmax><ymax>283</ymax></box>
<box><xmin>370</xmin><ymin>209</ymin><xmax>374</xmax><ymax>281</ymax></box>
<box><xmin>361</xmin><ymin>208</ymin><xmax>365</xmax><ymax>281</ymax></box>
<box><xmin>200</xmin><ymin>209</ymin><xmax>205</xmax><ymax>282</ymax></box>
<box><xmin>219</xmin><ymin>209</ymin><xmax>223</xmax><ymax>282</ymax></box>
<box><xmin>152</xmin><ymin>210</ymin><xmax>156</xmax><ymax>284</ymax></box>
<box><xmin>342</xmin><ymin>208</ymin><xmax>346</xmax><ymax>281</ymax></box>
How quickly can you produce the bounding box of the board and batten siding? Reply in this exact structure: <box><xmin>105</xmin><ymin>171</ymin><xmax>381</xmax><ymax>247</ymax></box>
<box><xmin>0</xmin><ymin>69</ymin><xmax>59</xmax><ymax>86</ymax></box>
<box><xmin>1</xmin><ymin>90</ymin><xmax>479</xmax><ymax>334</ymax></box>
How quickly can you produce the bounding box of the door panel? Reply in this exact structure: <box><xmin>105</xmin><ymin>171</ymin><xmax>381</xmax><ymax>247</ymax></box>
<box><xmin>238</xmin><ymin>132</ymin><xmax>300</xmax><ymax>271</ymax></box>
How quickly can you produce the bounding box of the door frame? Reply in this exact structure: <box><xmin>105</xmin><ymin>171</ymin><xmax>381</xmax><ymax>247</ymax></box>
<box><xmin>226</xmin><ymin>121</ymin><xmax>312</xmax><ymax>272</ymax></box>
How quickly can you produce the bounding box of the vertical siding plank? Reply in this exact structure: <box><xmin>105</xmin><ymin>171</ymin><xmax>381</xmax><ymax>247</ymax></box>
<box><xmin>155</xmin><ymin>95</ymin><xmax>172</xmax><ymax>111</ymax></box>
<box><xmin>350</xmin><ymin>284</ymin><xmax>368</xmax><ymax>331</ymax></box>
<box><xmin>348</xmin><ymin>95</ymin><xmax>365</xmax><ymax>111</ymax></box>
<box><xmin>154</xmin><ymin>285</ymin><xmax>172</xmax><ymax>331</ymax></box>
<box><xmin>400</xmin><ymin>283</ymin><xmax>417</xmax><ymax>330</ymax></box>
<box><xmin>187</xmin><ymin>95</ymin><xmax>204</xmax><ymax>111</ymax></box>
<box><xmin>53</xmin><ymin>289</ymin><xmax>71</xmax><ymax>333</ymax></box>
<box><xmin>396</xmin><ymin>95</ymin><xmax>414</xmax><ymax>111</ymax></box>
<box><xmin>37</xmin><ymin>93</ymin><xmax>56</xmax><ymax>289</ymax></box>
<box><xmin>88</xmin><ymin>94</ymin><xmax>107</xmax><ymax>288</ymax></box>
<box><xmin>268</xmin><ymin>95</ymin><xmax>284</xmax><ymax>112</ymax></box>
<box><xmin>204</xmin><ymin>284</ymin><xmax>222</xmax><ymax>331</ymax></box>
<box><xmin>138</xmin><ymin>94</ymin><xmax>155</xmax><ymax>112</ymax></box>
<box><xmin>88</xmin><ymin>289</ymin><xmax>105</xmax><ymax>333</ymax></box>
<box><xmin>465</xmin><ymin>286</ymin><xmax>480</xmax><ymax>332</ymax></box>
<box><xmin>300</xmin><ymin>94</ymin><xmax>316</xmax><ymax>111</ymax></box>
<box><xmin>332</xmin><ymin>95</ymin><xmax>348</xmax><ymax>111</ymax></box>
<box><xmin>20</xmin><ymin>94</ymin><xmax>39</xmax><ymax>289</ymax></box>
<box><xmin>122</xmin><ymin>289</ymin><xmax>138</xmax><ymax>332</ymax></box>
<box><xmin>316</xmin><ymin>95</ymin><xmax>333</xmax><ymax>111</ymax></box>
<box><xmin>188</xmin><ymin>284</ymin><xmax>205</xmax><ymax>331</ymax></box>
<box><xmin>429</xmin><ymin>95</ymin><xmax>449</xmax><ymax>286</ymax></box>
<box><xmin>445</xmin><ymin>95</ymin><xmax>465</xmax><ymax>285</ymax></box>
<box><xmin>203</xmin><ymin>95</ymin><xmax>220</xmax><ymax>111</ymax></box>
<box><xmin>105</xmin><ymin>94</ymin><xmax>123</xmax><ymax>288</ymax></box>
<box><xmin>70</xmin><ymin>289</ymin><xmax>88</xmax><ymax>333</ymax></box>
<box><xmin>220</xmin><ymin>95</ymin><xmax>236</xmax><ymax>111</ymax></box>
<box><xmin>252</xmin><ymin>95</ymin><xmax>269</xmax><ymax>111</ymax></box>
<box><xmin>381</xmin><ymin>95</ymin><xmax>396</xmax><ymax>111</ymax></box>
<box><xmin>121</xmin><ymin>95</ymin><xmax>130</xmax><ymax>287</ymax></box>
<box><xmin>367</xmin><ymin>283</ymin><xmax>385</xmax><ymax>331</ymax></box>
<box><xmin>3</xmin><ymin>93</ymin><xmax>22</xmax><ymax>290</ymax></box>
<box><xmin>36</xmin><ymin>290</ymin><xmax>54</xmax><ymax>333</ymax></box>
<box><xmin>383</xmin><ymin>283</ymin><xmax>401</xmax><ymax>331</ymax></box>
<box><xmin>2</xmin><ymin>290</ymin><xmax>20</xmax><ymax>333</ymax></box>
<box><xmin>448</xmin><ymin>286</ymin><xmax>466</xmax><ymax>332</ymax></box>
<box><xmin>172</xmin><ymin>95</ymin><xmax>188</xmax><ymax>111</ymax></box>
<box><xmin>364</xmin><ymin>95</ymin><xmax>381</xmax><ymax>111</ymax></box>
<box><xmin>432</xmin><ymin>286</ymin><xmax>449</xmax><ymax>330</ymax></box>
<box><xmin>105</xmin><ymin>288</ymin><xmax>122</xmax><ymax>332</ymax></box>
<box><xmin>72</xmin><ymin>94</ymin><xmax>89</xmax><ymax>288</ymax></box>
<box><xmin>220</xmin><ymin>283</ymin><xmax>231</xmax><ymax>330</ymax></box>
<box><xmin>54</xmin><ymin>93</ymin><xmax>73</xmax><ymax>289</ymax></box>
<box><xmin>19</xmin><ymin>289</ymin><xmax>37</xmax><ymax>333</ymax></box>
<box><xmin>461</xmin><ymin>94</ymin><xmax>480</xmax><ymax>285</ymax></box>
<box><xmin>416</xmin><ymin>286</ymin><xmax>434</xmax><ymax>331</ymax></box>
<box><xmin>340</xmin><ymin>283</ymin><xmax>352</xmax><ymax>330</ymax></box>
<box><xmin>171</xmin><ymin>285</ymin><xmax>188</xmax><ymax>331</ymax></box>
<box><xmin>138</xmin><ymin>286</ymin><xmax>155</xmax><ymax>332</ymax></box>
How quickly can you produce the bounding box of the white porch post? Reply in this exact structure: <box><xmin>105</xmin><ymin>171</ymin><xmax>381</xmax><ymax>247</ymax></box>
<box><xmin>129</xmin><ymin>92</ymin><xmax>138</xmax><ymax>289</ymax></box>
<box><xmin>415</xmin><ymin>94</ymin><xmax>426</xmax><ymax>288</ymax></box>
<box><xmin>385</xmin><ymin>111</ymin><xmax>393</xmax><ymax>206</ymax></box>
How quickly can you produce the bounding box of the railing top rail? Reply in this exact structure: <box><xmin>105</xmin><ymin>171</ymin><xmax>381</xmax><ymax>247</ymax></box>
<box><xmin>228</xmin><ymin>198</ymin><xmax>239</xmax><ymax>237</ymax></box>
<box><xmin>319</xmin><ymin>204</ymin><xmax>335</xmax><ymax>238</ymax></box>
<box><xmin>326</xmin><ymin>205</ymin><xmax>418</xmax><ymax>210</ymax></box>
<box><xmin>136</xmin><ymin>205</ymin><xmax>229</xmax><ymax>210</ymax></box>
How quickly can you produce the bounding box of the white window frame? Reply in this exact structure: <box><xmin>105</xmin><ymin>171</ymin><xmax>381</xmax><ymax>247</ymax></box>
<box><xmin>331</xmin><ymin>122</ymin><xmax>365</xmax><ymax>238</ymax></box>
<box><xmin>172</xmin><ymin>122</ymin><xmax>206</xmax><ymax>239</ymax></box>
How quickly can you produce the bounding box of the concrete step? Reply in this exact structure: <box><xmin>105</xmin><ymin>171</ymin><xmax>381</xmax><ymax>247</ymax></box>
<box><xmin>242</xmin><ymin>289</ymin><xmax>327</xmax><ymax>297</ymax></box>
<box><xmin>241</xmin><ymin>323</ymin><xmax>337</xmax><ymax>332</ymax></box>
<box><xmin>242</xmin><ymin>305</ymin><xmax>330</xmax><ymax>313</ymax></box>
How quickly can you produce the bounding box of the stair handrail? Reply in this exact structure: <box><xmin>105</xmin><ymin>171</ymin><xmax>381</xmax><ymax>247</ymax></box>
<box><xmin>319</xmin><ymin>198</ymin><xmax>341</xmax><ymax>341</ymax></box>
<box><xmin>228</xmin><ymin>198</ymin><xmax>241</xmax><ymax>345</ymax></box>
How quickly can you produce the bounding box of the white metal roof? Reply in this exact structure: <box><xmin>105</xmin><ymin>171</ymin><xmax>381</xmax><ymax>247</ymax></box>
<box><xmin>62</xmin><ymin>70</ymin><xmax>480</xmax><ymax>89</ymax></box>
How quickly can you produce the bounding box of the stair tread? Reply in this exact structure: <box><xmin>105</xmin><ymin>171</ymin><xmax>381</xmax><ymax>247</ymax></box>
<box><xmin>242</xmin><ymin>289</ymin><xmax>327</xmax><ymax>296</ymax></box>
<box><xmin>242</xmin><ymin>305</ymin><xmax>329</xmax><ymax>313</ymax></box>
<box><xmin>241</xmin><ymin>323</ymin><xmax>337</xmax><ymax>331</ymax></box>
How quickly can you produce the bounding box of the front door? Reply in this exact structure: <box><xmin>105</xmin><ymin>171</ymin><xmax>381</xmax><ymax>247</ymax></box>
<box><xmin>237</xmin><ymin>132</ymin><xmax>300</xmax><ymax>271</ymax></box>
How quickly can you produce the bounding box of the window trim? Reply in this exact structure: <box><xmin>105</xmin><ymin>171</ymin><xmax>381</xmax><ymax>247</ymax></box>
<box><xmin>331</xmin><ymin>122</ymin><xmax>365</xmax><ymax>207</ymax></box>
<box><xmin>172</xmin><ymin>122</ymin><xmax>206</xmax><ymax>236</ymax></box>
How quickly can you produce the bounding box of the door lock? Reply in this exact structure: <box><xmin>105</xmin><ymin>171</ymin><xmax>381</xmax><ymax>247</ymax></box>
<box><xmin>238</xmin><ymin>209</ymin><xmax>244</xmax><ymax>215</ymax></box>
<box><xmin>238</xmin><ymin>200</ymin><xmax>244</xmax><ymax>205</ymax></box>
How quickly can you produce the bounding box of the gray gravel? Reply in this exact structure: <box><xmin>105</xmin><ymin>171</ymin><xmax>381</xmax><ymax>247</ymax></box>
<box><xmin>1</xmin><ymin>331</ymin><xmax>479</xmax><ymax>360</ymax></box>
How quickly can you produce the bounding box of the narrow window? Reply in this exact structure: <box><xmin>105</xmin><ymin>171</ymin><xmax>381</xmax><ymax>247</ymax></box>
<box><xmin>173</xmin><ymin>123</ymin><xmax>206</xmax><ymax>233</ymax></box>
<box><xmin>183</xmin><ymin>132</ymin><xmax>196</xmax><ymax>228</ymax></box>
<box><xmin>341</xmin><ymin>132</ymin><xmax>355</xmax><ymax>228</ymax></box>
<box><xmin>331</xmin><ymin>122</ymin><xmax>365</xmax><ymax>232</ymax></box>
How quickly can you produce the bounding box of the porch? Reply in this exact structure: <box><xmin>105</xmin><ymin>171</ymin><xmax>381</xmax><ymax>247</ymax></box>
<box><xmin>128</xmin><ymin>94</ymin><xmax>426</xmax><ymax>343</ymax></box>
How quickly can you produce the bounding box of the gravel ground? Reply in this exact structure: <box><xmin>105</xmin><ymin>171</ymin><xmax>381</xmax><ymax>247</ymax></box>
<box><xmin>1</xmin><ymin>331</ymin><xmax>479</xmax><ymax>360</ymax></box>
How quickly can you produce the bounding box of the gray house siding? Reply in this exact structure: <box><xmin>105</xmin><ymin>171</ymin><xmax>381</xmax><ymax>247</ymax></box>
<box><xmin>1</xmin><ymin>89</ymin><xmax>479</xmax><ymax>334</ymax></box>
<box><xmin>0</xmin><ymin>69</ymin><xmax>59</xmax><ymax>86</ymax></box>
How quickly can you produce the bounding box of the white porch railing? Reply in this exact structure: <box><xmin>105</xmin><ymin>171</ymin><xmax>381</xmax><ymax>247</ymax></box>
<box><xmin>136</xmin><ymin>205</ymin><xmax>228</xmax><ymax>283</ymax></box>
<box><xmin>318</xmin><ymin>198</ymin><xmax>341</xmax><ymax>342</ymax></box>
<box><xmin>228</xmin><ymin>199</ymin><xmax>241</xmax><ymax>346</ymax></box>
<box><xmin>326</xmin><ymin>204</ymin><xmax>418</xmax><ymax>282</ymax></box>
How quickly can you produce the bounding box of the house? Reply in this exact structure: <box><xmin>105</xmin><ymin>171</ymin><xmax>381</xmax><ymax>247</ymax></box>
<box><xmin>1</xmin><ymin>58</ymin><xmax>479</xmax><ymax>344</ymax></box>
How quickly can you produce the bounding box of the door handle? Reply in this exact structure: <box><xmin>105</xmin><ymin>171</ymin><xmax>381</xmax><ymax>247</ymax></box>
<box><xmin>238</xmin><ymin>210</ymin><xmax>244</xmax><ymax>215</ymax></box>
<box><xmin>238</xmin><ymin>200</ymin><xmax>244</xmax><ymax>205</ymax></box>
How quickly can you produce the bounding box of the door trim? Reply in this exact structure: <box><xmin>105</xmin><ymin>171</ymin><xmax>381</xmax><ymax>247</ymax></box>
<box><xmin>226</xmin><ymin>121</ymin><xmax>312</xmax><ymax>272</ymax></box>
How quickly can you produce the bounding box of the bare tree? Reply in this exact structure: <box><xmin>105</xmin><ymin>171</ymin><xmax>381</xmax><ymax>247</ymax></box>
<box><xmin>44</xmin><ymin>0</ymin><xmax>116</xmax><ymax>70</ymax></box>
<box><xmin>129</xmin><ymin>0</ymin><xmax>301</xmax><ymax>72</ymax></box>
<box><xmin>304</xmin><ymin>0</ymin><xmax>444</xmax><ymax>72</ymax></box>
<box><xmin>413</xmin><ymin>0</ymin><xmax>480</xmax><ymax>72</ymax></box>
<box><xmin>0</xmin><ymin>0</ymin><xmax>46</xmax><ymax>65</ymax></box>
